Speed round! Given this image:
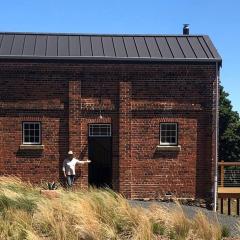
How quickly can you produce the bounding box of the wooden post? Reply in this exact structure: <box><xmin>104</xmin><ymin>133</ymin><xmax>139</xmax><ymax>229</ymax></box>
<box><xmin>220</xmin><ymin>198</ymin><xmax>224</xmax><ymax>214</ymax></box>
<box><xmin>221</xmin><ymin>160</ymin><xmax>224</xmax><ymax>187</ymax></box>
<box><xmin>237</xmin><ymin>199</ymin><xmax>240</xmax><ymax>216</ymax></box>
<box><xmin>227</xmin><ymin>198</ymin><xmax>231</xmax><ymax>215</ymax></box>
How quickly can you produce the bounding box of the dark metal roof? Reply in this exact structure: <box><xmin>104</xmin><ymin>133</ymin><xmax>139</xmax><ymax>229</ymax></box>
<box><xmin>0</xmin><ymin>32</ymin><xmax>222</xmax><ymax>63</ymax></box>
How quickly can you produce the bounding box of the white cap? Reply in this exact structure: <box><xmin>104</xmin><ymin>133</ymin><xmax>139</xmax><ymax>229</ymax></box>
<box><xmin>68</xmin><ymin>150</ymin><xmax>73</xmax><ymax>155</ymax></box>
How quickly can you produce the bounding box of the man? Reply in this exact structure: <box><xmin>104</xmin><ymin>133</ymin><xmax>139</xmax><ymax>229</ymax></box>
<box><xmin>62</xmin><ymin>150</ymin><xmax>91</xmax><ymax>187</ymax></box>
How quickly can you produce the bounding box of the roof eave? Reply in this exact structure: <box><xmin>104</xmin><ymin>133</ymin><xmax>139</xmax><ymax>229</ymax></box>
<box><xmin>0</xmin><ymin>55</ymin><xmax>222</xmax><ymax>64</ymax></box>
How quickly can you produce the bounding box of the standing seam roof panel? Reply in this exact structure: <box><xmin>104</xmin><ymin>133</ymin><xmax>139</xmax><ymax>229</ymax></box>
<box><xmin>156</xmin><ymin>37</ymin><xmax>173</xmax><ymax>58</ymax></box>
<box><xmin>134</xmin><ymin>37</ymin><xmax>150</xmax><ymax>58</ymax></box>
<box><xmin>80</xmin><ymin>36</ymin><xmax>92</xmax><ymax>56</ymax></box>
<box><xmin>35</xmin><ymin>35</ymin><xmax>47</xmax><ymax>56</ymax></box>
<box><xmin>0</xmin><ymin>34</ymin><xmax>14</xmax><ymax>55</ymax></box>
<box><xmin>102</xmin><ymin>37</ymin><xmax>115</xmax><ymax>57</ymax></box>
<box><xmin>46</xmin><ymin>36</ymin><xmax>58</xmax><ymax>56</ymax></box>
<box><xmin>166</xmin><ymin>37</ymin><xmax>185</xmax><ymax>58</ymax></box>
<box><xmin>123</xmin><ymin>37</ymin><xmax>139</xmax><ymax>57</ymax></box>
<box><xmin>69</xmin><ymin>36</ymin><xmax>81</xmax><ymax>56</ymax></box>
<box><xmin>177</xmin><ymin>37</ymin><xmax>196</xmax><ymax>58</ymax></box>
<box><xmin>145</xmin><ymin>37</ymin><xmax>161</xmax><ymax>58</ymax></box>
<box><xmin>112</xmin><ymin>37</ymin><xmax>127</xmax><ymax>58</ymax></box>
<box><xmin>91</xmin><ymin>36</ymin><xmax>104</xmax><ymax>56</ymax></box>
<box><xmin>58</xmin><ymin>36</ymin><xmax>69</xmax><ymax>56</ymax></box>
<box><xmin>188</xmin><ymin>37</ymin><xmax>207</xmax><ymax>58</ymax></box>
<box><xmin>0</xmin><ymin>34</ymin><xmax>3</xmax><ymax>49</ymax></box>
<box><xmin>198</xmin><ymin>37</ymin><xmax>213</xmax><ymax>58</ymax></box>
<box><xmin>23</xmin><ymin>35</ymin><xmax>36</xmax><ymax>55</ymax></box>
<box><xmin>11</xmin><ymin>34</ymin><xmax>25</xmax><ymax>55</ymax></box>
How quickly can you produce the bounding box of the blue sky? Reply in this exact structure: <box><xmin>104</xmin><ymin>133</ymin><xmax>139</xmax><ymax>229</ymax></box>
<box><xmin>0</xmin><ymin>0</ymin><xmax>239</xmax><ymax>113</ymax></box>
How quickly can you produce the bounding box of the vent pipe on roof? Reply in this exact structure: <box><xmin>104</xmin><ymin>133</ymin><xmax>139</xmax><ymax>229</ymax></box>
<box><xmin>183</xmin><ymin>24</ymin><xmax>190</xmax><ymax>35</ymax></box>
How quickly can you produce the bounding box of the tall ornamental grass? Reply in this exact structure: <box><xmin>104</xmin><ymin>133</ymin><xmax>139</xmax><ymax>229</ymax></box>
<box><xmin>0</xmin><ymin>176</ymin><xmax>228</xmax><ymax>240</ymax></box>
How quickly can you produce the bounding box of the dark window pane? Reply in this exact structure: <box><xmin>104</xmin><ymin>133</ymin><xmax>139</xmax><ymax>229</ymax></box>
<box><xmin>161</xmin><ymin>131</ymin><xmax>166</xmax><ymax>137</ymax></box>
<box><xmin>35</xmin><ymin>137</ymin><xmax>40</xmax><ymax>143</ymax></box>
<box><xmin>24</xmin><ymin>124</ymin><xmax>30</xmax><ymax>130</ymax></box>
<box><xmin>30</xmin><ymin>130</ymin><xmax>34</xmax><ymax>136</ymax></box>
<box><xmin>166</xmin><ymin>137</ymin><xmax>171</xmax><ymax>143</ymax></box>
<box><xmin>92</xmin><ymin>128</ymin><xmax>99</xmax><ymax>135</ymax></box>
<box><xmin>24</xmin><ymin>129</ymin><xmax>30</xmax><ymax>135</ymax></box>
<box><xmin>24</xmin><ymin>136</ymin><xmax>29</xmax><ymax>143</ymax></box>
<box><xmin>100</xmin><ymin>128</ymin><xmax>108</xmax><ymax>135</ymax></box>
<box><xmin>30</xmin><ymin>124</ymin><xmax>35</xmax><ymax>129</ymax></box>
<box><xmin>161</xmin><ymin>137</ymin><xmax>166</xmax><ymax>143</ymax></box>
<box><xmin>165</xmin><ymin>133</ymin><xmax>170</xmax><ymax>138</ymax></box>
<box><xmin>30</xmin><ymin>137</ymin><xmax>34</xmax><ymax>142</ymax></box>
<box><xmin>161</xmin><ymin>124</ymin><xmax>166</xmax><ymax>130</ymax></box>
<box><xmin>169</xmin><ymin>131</ymin><xmax>175</xmax><ymax>136</ymax></box>
<box><xmin>35</xmin><ymin>124</ymin><xmax>40</xmax><ymax>130</ymax></box>
<box><xmin>171</xmin><ymin>137</ymin><xmax>176</xmax><ymax>143</ymax></box>
<box><xmin>35</xmin><ymin>129</ymin><xmax>40</xmax><ymax>137</ymax></box>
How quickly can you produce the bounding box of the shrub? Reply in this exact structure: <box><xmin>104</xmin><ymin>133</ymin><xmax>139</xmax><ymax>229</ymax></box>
<box><xmin>221</xmin><ymin>225</ymin><xmax>230</xmax><ymax>238</ymax></box>
<box><xmin>151</xmin><ymin>221</ymin><xmax>165</xmax><ymax>235</ymax></box>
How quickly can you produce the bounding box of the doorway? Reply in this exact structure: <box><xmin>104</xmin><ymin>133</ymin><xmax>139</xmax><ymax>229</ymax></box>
<box><xmin>88</xmin><ymin>124</ymin><xmax>112</xmax><ymax>188</ymax></box>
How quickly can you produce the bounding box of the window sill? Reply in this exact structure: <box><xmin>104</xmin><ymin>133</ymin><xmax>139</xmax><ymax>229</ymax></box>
<box><xmin>19</xmin><ymin>144</ymin><xmax>44</xmax><ymax>150</ymax></box>
<box><xmin>156</xmin><ymin>145</ymin><xmax>181</xmax><ymax>151</ymax></box>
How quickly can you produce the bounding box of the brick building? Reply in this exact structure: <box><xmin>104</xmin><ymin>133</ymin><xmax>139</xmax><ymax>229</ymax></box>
<box><xmin>0</xmin><ymin>29</ymin><xmax>221</xmax><ymax>200</ymax></box>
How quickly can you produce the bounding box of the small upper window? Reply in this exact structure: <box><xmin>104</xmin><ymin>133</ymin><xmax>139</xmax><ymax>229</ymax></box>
<box><xmin>22</xmin><ymin>122</ymin><xmax>41</xmax><ymax>145</ymax></box>
<box><xmin>160</xmin><ymin>123</ymin><xmax>178</xmax><ymax>146</ymax></box>
<box><xmin>89</xmin><ymin>124</ymin><xmax>111</xmax><ymax>137</ymax></box>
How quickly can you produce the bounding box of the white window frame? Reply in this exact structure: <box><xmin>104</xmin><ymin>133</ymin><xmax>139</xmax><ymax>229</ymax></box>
<box><xmin>160</xmin><ymin>123</ymin><xmax>178</xmax><ymax>146</ymax></box>
<box><xmin>89</xmin><ymin>124</ymin><xmax>111</xmax><ymax>137</ymax></box>
<box><xmin>22</xmin><ymin>122</ymin><xmax>41</xmax><ymax>145</ymax></box>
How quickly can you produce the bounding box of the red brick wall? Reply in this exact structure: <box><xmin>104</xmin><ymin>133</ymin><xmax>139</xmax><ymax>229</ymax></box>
<box><xmin>0</xmin><ymin>61</ymin><xmax>217</xmax><ymax>199</ymax></box>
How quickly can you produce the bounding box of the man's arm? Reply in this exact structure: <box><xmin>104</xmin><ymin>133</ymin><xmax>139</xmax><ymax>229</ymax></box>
<box><xmin>76</xmin><ymin>159</ymin><xmax>91</xmax><ymax>164</ymax></box>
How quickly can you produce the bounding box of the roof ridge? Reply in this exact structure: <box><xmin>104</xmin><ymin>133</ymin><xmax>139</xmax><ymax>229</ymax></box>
<box><xmin>0</xmin><ymin>31</ymin><xmax>209</xmax><ymax>38</ymax></box>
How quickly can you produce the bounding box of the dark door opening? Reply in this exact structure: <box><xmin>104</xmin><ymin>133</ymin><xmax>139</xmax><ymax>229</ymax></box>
<box><xmin>88</xmin><ymin>124</ymin><xmax>112</xmax><ymax>188</ymax></box>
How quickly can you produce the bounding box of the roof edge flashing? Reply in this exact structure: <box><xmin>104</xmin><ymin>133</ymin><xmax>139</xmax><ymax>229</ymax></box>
<box><xmin>0</xmin><ymin>55</ymin><xmax>222</xmax><ymax>63</ymax></box>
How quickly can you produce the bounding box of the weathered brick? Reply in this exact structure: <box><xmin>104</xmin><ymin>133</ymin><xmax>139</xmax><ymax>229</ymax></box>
<box><xmin>0</xmin><ymin>61</ymin><xmax>217</xmax><ymax>199</ymax></box>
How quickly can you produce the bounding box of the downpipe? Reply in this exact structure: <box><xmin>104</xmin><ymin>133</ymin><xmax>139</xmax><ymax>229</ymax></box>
<box><xmin>213</xmin><ymin>62</ymin><xmax>220</xmax><ymax>212</ymax></box>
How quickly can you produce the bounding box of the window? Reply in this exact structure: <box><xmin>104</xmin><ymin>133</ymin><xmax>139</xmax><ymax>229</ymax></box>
<box><xmin>89</xmin><ymin>124</ymin><xmax>111</xmax><ymax>137</ymax></box>
<box><xmin>160</xmin><ymin>123</ymin><xmax>178</xmax><ymax>146</ymax></box>
<box><xmin>22</xmin><ymin>122</ymin><xmax>41</xmax><ymax>145</ymax></box>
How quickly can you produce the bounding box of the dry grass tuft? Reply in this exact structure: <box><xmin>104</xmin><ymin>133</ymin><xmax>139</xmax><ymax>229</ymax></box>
<box><xmin>169</xmin><ymin>204</ymin><xmax>192</xmax><ymax>240</ymax></box>
<box><xmin>0</xmin><ymin>177</ymin><xmax>227</xmax><ymax>240</ymax></box>
<box><xmin>192</xmin><ymin>211</ymin><xmax>222</xmax><ymax>240</ymax></box>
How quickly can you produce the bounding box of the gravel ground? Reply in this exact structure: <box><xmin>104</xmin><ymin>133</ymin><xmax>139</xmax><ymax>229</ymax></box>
<box><xmin>130</xmin><ymin>200</ymin><xmax>240</xmax><ymax>237</ymax></box>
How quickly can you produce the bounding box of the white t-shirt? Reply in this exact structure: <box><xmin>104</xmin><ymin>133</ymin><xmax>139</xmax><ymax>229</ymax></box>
<box><xmin>62</xmin><ymin>158</ymin><xmax>84</xmax><ymax>175</ymax></box>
